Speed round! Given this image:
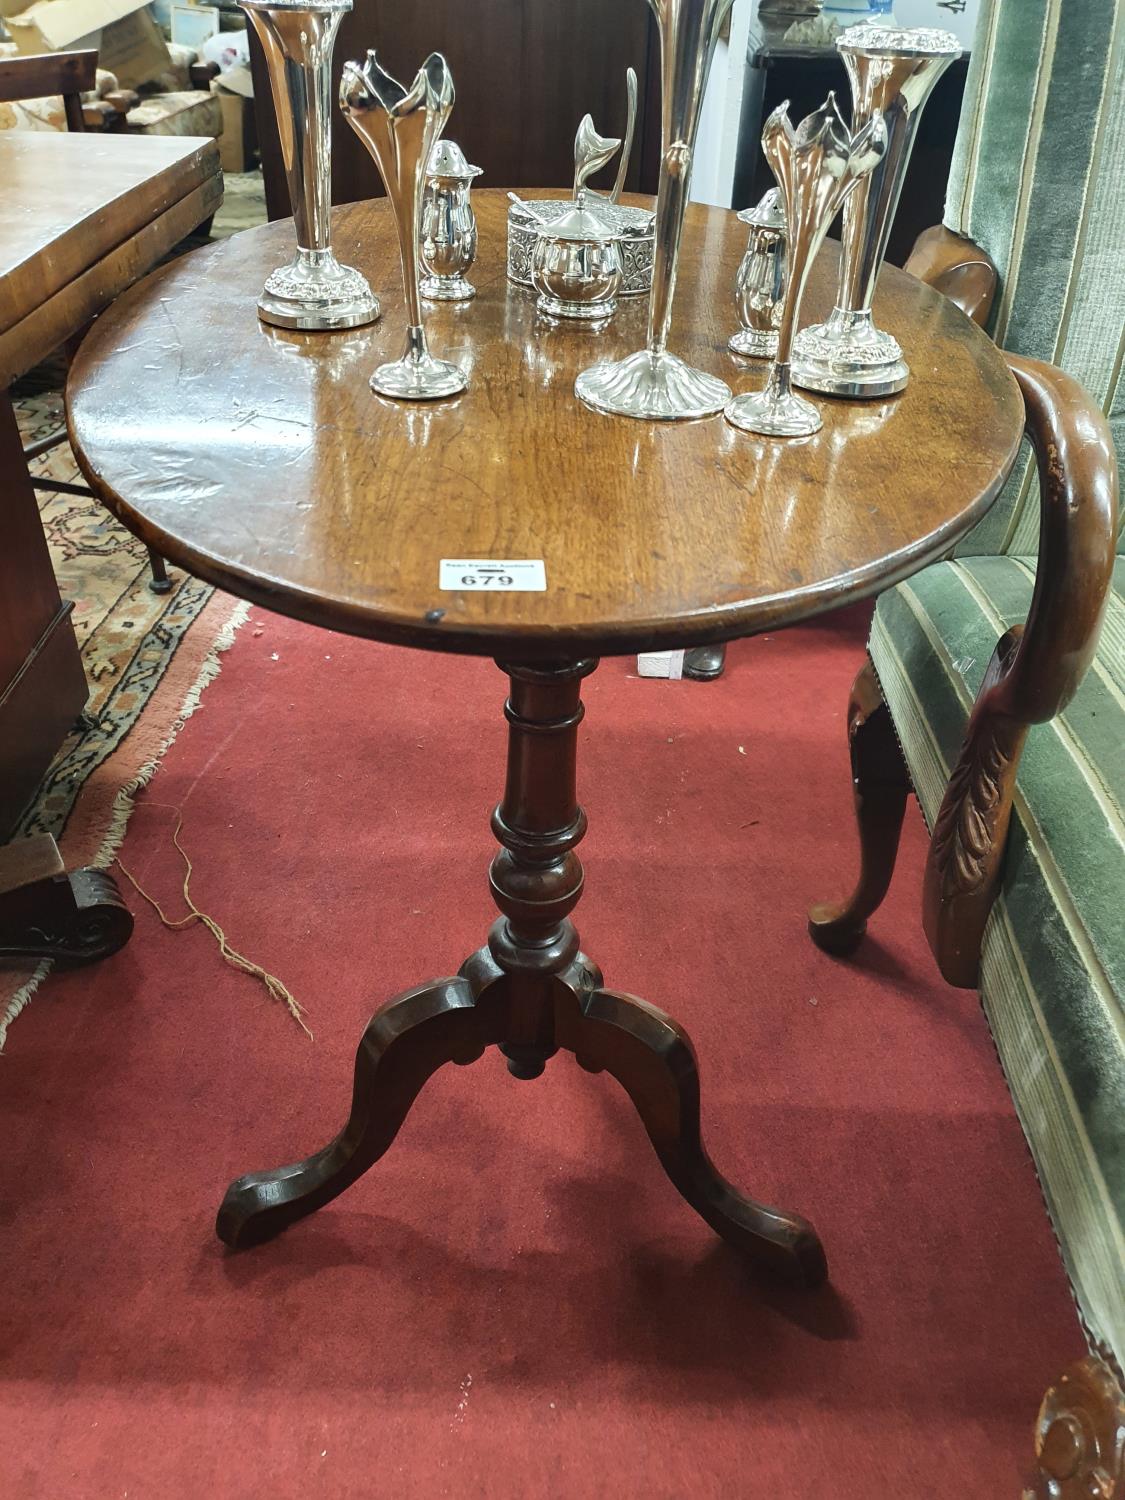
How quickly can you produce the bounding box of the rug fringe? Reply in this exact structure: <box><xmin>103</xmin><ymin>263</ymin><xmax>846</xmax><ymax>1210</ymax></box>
<box><xmin>0</xmin><ymin>598</ymin><xmax>251</xmax><ymax>1053</ymax></box>
<box><xmin>0</xmin><ymin>962</ymin><xmax>51</xmax><ymax>1054</ymax></box>
<box><xmin>97</xmin><ymin>598</ymin><xmax>252</xmax><ymax>872</ymax></box>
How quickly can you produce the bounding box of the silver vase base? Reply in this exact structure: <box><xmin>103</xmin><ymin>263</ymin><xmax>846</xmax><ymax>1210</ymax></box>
<box><xmin>728</xmin><ymin>328</ymin><xmax>778</xmax><ymax>360</ymax></box>
<box><xmin>725</xmin><ymin>364</ymin><xmax>822</xmax><ymax>437</ymax></box>
<box><xmin>537</xmin><ymin>293</ymin><xmax>617</xmax><ymax>323</ymax></box>
<box><xmin>791</xmin><ymin>313</ymin><xmax>909</xmax><ymax>398</ymax></box>
<box><xmin>370</xmin><ymin>342</ymin><xmax>467</xmax><ymax>401</ymax></box>
<box><xmin>575</xmin><ymin>349</ymin><xmax>731</xmax><ymax>422</ymax></box>
<box><xmin>420</xmin><ymin>274</ymin><xmax>477</xmax><ymax>302</ymax></box>
<box><xmin>257</xmin><ymin>251</ymin><xmax>380</xmax><ymax>332</ymax></box>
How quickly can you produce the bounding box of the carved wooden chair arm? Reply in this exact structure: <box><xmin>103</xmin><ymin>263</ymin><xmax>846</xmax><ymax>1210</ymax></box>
<box><xmin>923</xmin><ymin>352</ymin><xmax>1119</xmax><ymax>986</ymax></box>
<box><xmin>905</xmin><ymin>224</ymin><xmax>998</xmax><ymax>329</ymax></box>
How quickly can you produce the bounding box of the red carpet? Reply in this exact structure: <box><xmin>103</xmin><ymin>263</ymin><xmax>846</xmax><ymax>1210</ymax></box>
<box><xmin>0</xmin><ymin>604</ymin><xmax>1082</xmax><ymax>1498</ymax></box>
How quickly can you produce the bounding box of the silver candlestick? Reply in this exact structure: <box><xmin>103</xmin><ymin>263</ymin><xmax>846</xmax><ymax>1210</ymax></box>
<box><xmin>240</xmin><ymin>0</ymin><xmax>378</xmax><ymax>332</ymax></box>
<box><xmin>724</xmin><ymin>94</ymin><xmax>886</xmax><ymax>438</ymax></box>
<box><xmin>575</xmin><ymin>0</ymin><xmax>735</xmax><ymax>422</ymax></box>
<box><xmin>420</xmin><ymin>139</ymin><xmax>482</xmax><ymax>302</ymax></box>
<box><xmin>341</xmin><ymin>51</ymin><xmax>465</xmax><ymax>400</ymax></box>
<box><xmin>792</xmin><ymin>25</ymin><xmax>960</xmax><ymax>398</ymax></box>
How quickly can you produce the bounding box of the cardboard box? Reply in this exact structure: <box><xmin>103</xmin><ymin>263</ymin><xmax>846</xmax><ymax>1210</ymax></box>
<box><xmin>7</xmin><ymin>0</ymin><xmax>172</xmax><ymax>90</ymax></box>
<box><xmin>213</xmin><ymin>84</ymin><xmax>255</xmax><ymax>173</ymax></box>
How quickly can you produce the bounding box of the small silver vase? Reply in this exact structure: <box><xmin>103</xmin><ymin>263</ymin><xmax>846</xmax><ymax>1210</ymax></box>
<box><xmin>240</xmin><ymin>0</ymin><xmax>378</xmax><ymax>332</ymax></box>
<box><xmin>341</xmin><ymin>50</ymin><xmax>466</xmax><ymax>400</ymax></box>
<box><xmin>724</xmin><ymin>94</ymin><xmax>886</xmax><ymax>439</ymax></box>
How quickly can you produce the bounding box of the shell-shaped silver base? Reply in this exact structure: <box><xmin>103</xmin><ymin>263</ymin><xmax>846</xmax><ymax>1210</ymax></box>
<box><xmin>258</xmin><ymin>250</ymin><xmax>380</xmax><ymax>332</ymax></box>
<box><xmin>370</xmin><ymin>341</ymin><xmax>466</xmax><ymax>401</ymax></box>
<box><xmin>728</xmin><ymin>327</ymin><xmax>779</xmax><ymax>359</ymax></box>
<box><xmin>537</xmin><ymin>292</ymin><xmax>617</xmax><ymax>323</ymax></box>
<box><xmin>420</xmin><ymin>274</ymin><xmax>476</xmax><ymax>302</ymax></box>
<box><xmin>791</xmin><ymin>309</ymin><xmax>908</xmax><ymax>397</ymax></box>
<box><xmin>575</xmin><ymin>349</ymin><xmax>731</xmax><ymax>422</ymax></box>
<box><xmin>725</xmin><ymin>363</ymin><xmax>822</xmax><ymax>437</ymax></box>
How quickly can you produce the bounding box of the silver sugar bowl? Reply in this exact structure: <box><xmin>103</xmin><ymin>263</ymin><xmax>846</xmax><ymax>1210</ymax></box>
<box><xmin>531</xmin><ymin>203</ymin><xmax>623</xmax><ymax>323</ymax></box>
<box><xmin>420</xmin><ymin>139</ymin><xmax>483</xmax><ymax>302</ymax></box>
<box><xmin>729</xmin><ymin>188</ymin><xmax>787</xmax><ymax>359</ymax></box>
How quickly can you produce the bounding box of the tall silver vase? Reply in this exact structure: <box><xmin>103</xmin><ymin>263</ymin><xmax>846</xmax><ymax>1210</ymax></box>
<box><xmin>341</xmin><ymin>50</ymin><xmax>466</xmax><ymax>400</ymax></box>
<box><xmin>575</xmin><ymin>0</ymin><xmax>735</xmax><ymax>421</ymax></box>
<box><xmin>792</xmin><ymin>24</ymin><xmax>960</xmax><ymax>398</ymax></box>
<box><xmin>241</xmin><ymin>0</ymin><xmax>379</xmax><ymax>331</ymax></box>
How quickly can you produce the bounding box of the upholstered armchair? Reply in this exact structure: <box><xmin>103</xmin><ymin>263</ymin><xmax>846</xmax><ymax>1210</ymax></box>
<box><xmin>809</xmin><ymin>3</ymin><xmax>1125</xmax><ymax>1491</ymax></box>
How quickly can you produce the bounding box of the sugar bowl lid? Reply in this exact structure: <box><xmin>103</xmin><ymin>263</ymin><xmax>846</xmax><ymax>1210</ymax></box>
<box><xmin>737</xmin><ymin>187</ymin><xmax>784</xmax><ymax>230</ymax></box>
<box><xmin>537</xmin><ymin>202</ymin><xmax>618</xmax><ymax>244</ymax></box>
<box><xmin>428</xmin><ymin>139</ymin><xmax>483</xmax><ymax>180</ymax></box>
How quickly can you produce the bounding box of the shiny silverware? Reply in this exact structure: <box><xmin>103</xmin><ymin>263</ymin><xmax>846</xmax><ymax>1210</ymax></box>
<box><xmin>531</xmin><ymin>204</ymin><xmax>623</xmax><ymax>322</ymax></box>
<box><xmin>611</xmin><ymin>66</ymin><xmax>639</xmax><ymax>203</ymax></box>
<box><xmin>573</xmin><ymin>114</ymin><xmax>622</xmax><ymax>202</ymax></box>
<box><xmin>728</xmin><ymin>187</ymin><xmax>786</xmax><ymax>359</ymax></box>
<box><xmin>724</xmin><ymin>94</ymin><xmax>886</xmax><ymax>438</ymax></box>
<box><xmin>575</xmin><ymin>0</ymin><xmax>736</xmax><ymax>422</ymax></box>
<box><xmin>420</xmin><ymin>139</ymin><xmax>482</xmax><ymax>302</ymax></box>
<box><xmin>240</xmin><ymin>0</ymin><xmax>379</xmax><ymax>331</ymax></box>
<box><xmin>792</xmin><ymin>25</ymin><xmax>960</xmax><ymax>398</ymax></box>
<box><xmin>341</xmin><ymin>50</ymin><xmax>466</xmax><ymax>400</ymax></box>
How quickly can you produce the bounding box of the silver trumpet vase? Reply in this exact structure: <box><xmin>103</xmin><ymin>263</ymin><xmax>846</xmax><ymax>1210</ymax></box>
<box><xmin>792</xmin><ymin>25</ymin><xmax>960</xmax><ymax>398</ymax></box>
<box><xmin>340</xmin><ymin>50</ymin><xmax>466</xmax><ymax>400</ymax></box>
<box><xmin>575</xmin><ymin>0</ymin><xmax>736</xmax><ymax>422</ymax></box>
<box><xmin>240</xmin><ymin>0</ymin><xmax>378</xmax><ymax>331</ymax></box>
<box><xmin>724</xmin><ymin>94</ymin><xmax>886</xmax><ymax>438</ymax></box>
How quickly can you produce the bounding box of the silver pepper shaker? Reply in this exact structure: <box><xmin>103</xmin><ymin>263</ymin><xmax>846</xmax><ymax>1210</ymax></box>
<box><xmin>728</xmin><ymin>188</ymin><xmax>786</xmax><ymax>359</ymax></box>
<box><xmin>420</xmin><ymin>139</ymin><xmax>483</xmax><ymax>302</ymax></box>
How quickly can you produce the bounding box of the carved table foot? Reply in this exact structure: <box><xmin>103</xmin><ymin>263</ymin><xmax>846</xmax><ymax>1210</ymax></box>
<box><xmin>1024</xmin><ymin>1354</ymin><xmax>1125</xmax><ymax>1499</ymax></box>
<box><xmin>0</xmin><ymin>832</ymin><xmax>133</xmax><ymax>963</ymax></box>
<box><xmin>218</xmin><ymin>661</ymin><xmax>827</xmax><ymax>1290</ymax></box>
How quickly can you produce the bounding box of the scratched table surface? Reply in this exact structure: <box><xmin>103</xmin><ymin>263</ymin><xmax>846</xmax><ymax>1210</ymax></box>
<box><xmin>67</xmin><ymin>190</ymin><xmax>1023</xmax><ymax>660</ymax></box>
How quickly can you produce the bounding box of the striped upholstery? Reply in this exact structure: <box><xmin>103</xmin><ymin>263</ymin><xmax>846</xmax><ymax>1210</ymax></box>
<box><xmin>943</xmin><ymin>0</ymin><xmax>1125</xmax><ymax>555</ymax></box>
<box><xmin>870</xmin><ymin>558</ymin><xmax>1125</xmax><ymax>1365</ymax></box>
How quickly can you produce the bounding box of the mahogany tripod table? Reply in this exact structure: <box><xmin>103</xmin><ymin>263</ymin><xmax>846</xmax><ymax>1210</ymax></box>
<box><xmin>67</xmin><ymin>191</ymin><xmax>1023</xmax><ymax>1287</ymax></box>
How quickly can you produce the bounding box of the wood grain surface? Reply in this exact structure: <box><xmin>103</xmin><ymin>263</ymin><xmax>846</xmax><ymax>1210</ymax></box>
<box><xmin>67</xmin><ymin>190</ymin><xmax>1024</xmax><ymax>659</ymax></box>
<box><xmin>0</xmin><ymin>132</ymin><xmax>220</xmax><ymax>351</ymax></box>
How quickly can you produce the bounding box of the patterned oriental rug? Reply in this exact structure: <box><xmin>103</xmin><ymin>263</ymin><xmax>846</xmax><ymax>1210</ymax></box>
<box><xmin>1</xmin><ymin>385</ymin><xmax>247</xmax><ymax>1044</ymax></box>
<box><xmin>0</xmin><ymin>170</ymin><xmax>269</xmax><ymax>1044</ymax></box>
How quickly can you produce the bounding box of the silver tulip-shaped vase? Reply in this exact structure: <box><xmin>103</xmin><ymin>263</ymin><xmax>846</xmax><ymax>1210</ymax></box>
<box><xmin>575</xmin><ymin>0</ymin><xmax>735</xmax><ymax>422</ymax></box>
<box><xmin>240</xmin><ymin>0</ymin><xmax>379</xmax><ymax>331</ymax></box>
<box><xmin>725</xmin><ymin>94</ymin><xmax>886</xmax><ymax>438</ymax></box>
<box><xmin>792</xmin><ymin>25</ymin><xmax>961</xmax><ymax>398</ymax></box>
<box><xmin>340</xmin><ymin>50</ymin><xmax>466</xmax><ymax>400</ymax></box>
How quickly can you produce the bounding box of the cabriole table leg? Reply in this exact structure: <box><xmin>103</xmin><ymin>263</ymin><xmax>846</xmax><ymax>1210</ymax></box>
<box><xmin>217</xmin><ymin>660</ymin><xmax>827</xmax><ymax>1288</ymax></box>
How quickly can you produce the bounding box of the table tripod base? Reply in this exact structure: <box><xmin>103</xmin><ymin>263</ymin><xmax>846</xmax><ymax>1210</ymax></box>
<box><xmin>217</xmin><ymin>659</ymin><xmax>826</xmax><ymax>1290</ymax></box>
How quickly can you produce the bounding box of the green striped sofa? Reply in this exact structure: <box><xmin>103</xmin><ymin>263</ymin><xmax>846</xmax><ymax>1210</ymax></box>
<box><xmin>815</xmin><ymin>1</ymin><xmax>1125</xmax><ymax>1478</ymax></box>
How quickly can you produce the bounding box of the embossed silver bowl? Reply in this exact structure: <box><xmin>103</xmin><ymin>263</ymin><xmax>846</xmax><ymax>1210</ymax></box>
<box><xmin>508</xmin><ymin>197</ymin><xmax>654</xmax><ymax>297</ymax></box>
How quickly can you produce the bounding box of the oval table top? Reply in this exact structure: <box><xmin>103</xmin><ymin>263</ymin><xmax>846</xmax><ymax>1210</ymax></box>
<box><xmin>67</xmin><ymin>190</ymin><xmax>1023</xmax><ymax>660</ymax></box>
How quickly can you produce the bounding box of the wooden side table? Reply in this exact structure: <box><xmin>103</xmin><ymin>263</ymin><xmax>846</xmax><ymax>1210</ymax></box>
<box><xmin>0</xmin><ymin>131</ymin><xmax>221</xmax><ymax>963</ymax></box>
<box><xmin>67</xmin><ymin>191</ymin><xmax>1023</xmax><ymax>1286</ymax></box>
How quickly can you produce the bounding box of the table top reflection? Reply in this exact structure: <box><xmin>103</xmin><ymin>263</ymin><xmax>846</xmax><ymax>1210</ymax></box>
<box><xmin>67</xmin><ymin>190</ymin><xmax>1023</xmax><ymax>659</ymax></box>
